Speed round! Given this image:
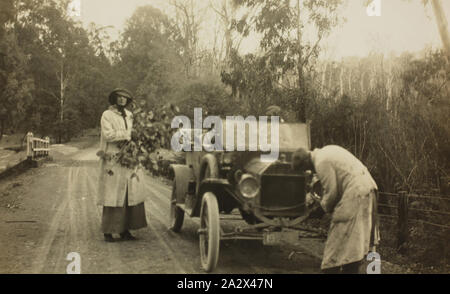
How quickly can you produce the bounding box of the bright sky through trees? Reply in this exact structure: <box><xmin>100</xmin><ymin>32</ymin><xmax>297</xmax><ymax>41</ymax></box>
<box><xmin>76</xmin><ymin>0</ymin><xmax>449</xmax><ymax>60</ymax></box>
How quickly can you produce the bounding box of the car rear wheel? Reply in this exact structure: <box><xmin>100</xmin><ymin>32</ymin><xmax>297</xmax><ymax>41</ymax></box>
<box><xmin>199</xmin><ymin>192</ymin><xmax>220</xmax><ymax>272</ymax></box>
<box><xmin>170</xmin><ymin>180</ymin><xmax>184</xmax><ymax>232</ymax></box>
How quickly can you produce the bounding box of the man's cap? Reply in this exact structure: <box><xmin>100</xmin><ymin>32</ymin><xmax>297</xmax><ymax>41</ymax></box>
<box><xmin>266</xmin><ymin>105</ymin><xmax>281</xmax><ymax>116</ymax></box>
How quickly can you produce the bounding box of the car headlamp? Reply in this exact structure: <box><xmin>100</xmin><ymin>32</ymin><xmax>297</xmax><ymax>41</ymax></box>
<box><xmin>221</xmin><ymin>153</ymin><xmax>233</xmax><ymax>165</ymax></box>
<box><xmin>238</xmin><ymin>174</ymin><xmax>260</xmax><ymax>199</ymax></box>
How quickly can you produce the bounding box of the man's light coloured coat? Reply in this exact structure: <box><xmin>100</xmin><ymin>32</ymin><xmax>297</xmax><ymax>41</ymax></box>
<box><xmin>312</xmin><ymin>145</ymin><xmax>379</xmax><ymax>269</ymax></box>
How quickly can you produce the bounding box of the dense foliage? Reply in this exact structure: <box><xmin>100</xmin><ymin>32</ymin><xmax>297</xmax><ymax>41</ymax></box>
<box><xmin>116</xmin><ymin>102</ymin><xmax>180</xmax><ymax>174</ymax></box>
<box><xmin>1</xmin><ymin>0</ymin><xmax>448</xmax><ymax>192</ymax></box>
<box><xmin>0</xmin><ymin>0</ymin><xmax>116</xmax><ymax>142</ymax></box>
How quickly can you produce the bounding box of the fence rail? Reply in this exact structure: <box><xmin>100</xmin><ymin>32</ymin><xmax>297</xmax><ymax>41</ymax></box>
<box><xmin>377</xmin><ymin>190</ymin><xmax>450</xmax><ymax>252</ymax></box>
<box><xmin>379</xmin><ymin>191</ymin><xmax>450</xmax><ymax>201</ymax></box>
<box><xmin>26</xmin><ymin>132</ymin><xmax>50</xmax><ymax>160</ymax></box>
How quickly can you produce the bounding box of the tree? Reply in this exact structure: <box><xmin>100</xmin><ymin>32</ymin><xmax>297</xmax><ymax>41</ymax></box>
<box><xmin>8</xmin><ymin>0</ymin><xmax>115</xmax><ymax>141</ymax></box>
<box><xmin>226</xmin><ymin>0</ymin><xmax>344</xmax><ymax>121</ymax></box>
<box><xmin>426</xmin><ymin>0</ymin><xmax>450</xmax><ymax>56</ymax></box>
<box><xmin>210</xmin><ymin>0</ymin><xmax>238</xmax><ymax>65</ymax></box>
<box><xmin>0</xmin><ymin>31</ymin><xmax>34</xmax><ymax>140</ymax></box>
<box><xmin>221</xmin><ymin>50</ymin><xmax>281</xmax><ymax>114</ymax></box>
<box><xmin>0</xmin><ymin>0</ymin><xmax>15</xmax><ymax>38</ymax></box>
<box><xmin>170</xmin><ymin>0</ymin><xmax>206</xmax><ymax>78</ymax></box>
<box><xmin>87</xmin><ymin>23</ymin><xmax>115</xmax><ymax>60</ymax></box>
<box><xmin>209</xmin><ymin>0</ymin><xmax>256</xmax><ymax>69</ymax></box>
<box><xmin>176</xmin><ymin>78</ymin><xmax>237</xmax><ymax>116</ymax></box>
<box><xmin>115</xmin><ymin>5</ymin><xmax>185</xmax><ymax>106</ymax></box>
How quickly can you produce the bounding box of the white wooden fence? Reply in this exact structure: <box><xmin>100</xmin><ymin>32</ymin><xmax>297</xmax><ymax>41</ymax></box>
<box><xmin>26</xmin><ymin>132</ymin><xmax>50</xmax><ymax>160</ymax></box>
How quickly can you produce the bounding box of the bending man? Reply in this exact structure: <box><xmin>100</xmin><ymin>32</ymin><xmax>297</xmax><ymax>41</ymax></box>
<box><xmin>292</xmin><ymin>145</ymin><xmax>380</xmax><ymax>274</ymax></box>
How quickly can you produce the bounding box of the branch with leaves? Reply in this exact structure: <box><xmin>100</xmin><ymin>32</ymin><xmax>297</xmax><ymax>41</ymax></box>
<box><xmin>103</xmin><ymin>101</ymin><xmax>181</xmax><ymax>175</ymax></box>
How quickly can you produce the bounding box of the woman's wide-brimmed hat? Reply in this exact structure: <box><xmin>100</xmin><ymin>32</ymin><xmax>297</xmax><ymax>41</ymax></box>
<box><xmin>108</xmin><ymin>88</ymin><xmax>133</xmax><ymax>105</ymax></box>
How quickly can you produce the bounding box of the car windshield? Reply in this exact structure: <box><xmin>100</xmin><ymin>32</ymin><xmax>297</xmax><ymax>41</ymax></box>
<box><xmin>208</xmin><ymin>119</ymin><xmax>311</xmax><ymax>152</ymax></box>
<box><xmin>276</xmin><ymin>122</ymin><xmax>311</xmax><ymax>151</ymax></box>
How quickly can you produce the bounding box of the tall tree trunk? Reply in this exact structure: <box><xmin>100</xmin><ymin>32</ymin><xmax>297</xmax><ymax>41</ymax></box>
<box><xmin>222</xmin><ymin>0</ymin><xmax>233</xmax><ymax>66</ymax></box>
<box><xmin>172</xmin><ymin>0</ymin><xmax>201</xmax><ymax>78</ymax></box>
<box><xmin>431</xmin><ymin>0</ymin><xmax>450</xmax><ymax>56</ymax></box>
<box><xmin>60</xmin><ymin>69</ymin><xmax>64</xmax><ymax>123</ymax></box>
<box><xmin>296</xmin><ymin>0</ymin><xmax>306</xmax><ymax>122</ymax></box>
<box><xmin>0</xmin><ymin>118</ymin><xmax>4</xmax><ymax>141</ymax></box>
<box><xmin>296</xmin><ymin>0</ymin><xmax>303</xmax><ymax>88</ymax></box>
<box><xmin>59</xmin><ymin>62</ymin><xmax>65</xmax><ymax>144</ymax></box>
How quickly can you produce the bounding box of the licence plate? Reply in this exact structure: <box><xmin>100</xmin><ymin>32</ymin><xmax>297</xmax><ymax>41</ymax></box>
<box><xmin>263</xmin><ymin>230</ymin><xmax>300</xmax><ymax>246</ymax></box>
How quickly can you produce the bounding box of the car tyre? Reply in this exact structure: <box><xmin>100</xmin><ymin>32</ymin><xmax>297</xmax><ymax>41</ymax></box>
<box><xmin>170</xmin><ymin>180</ymin><xmax>184</xmax><ymax>232</ymax></box>
<box><xmin>199</xmin><ymin>192</ymin><xmax>220</xmax><ymax>272</ymax></box>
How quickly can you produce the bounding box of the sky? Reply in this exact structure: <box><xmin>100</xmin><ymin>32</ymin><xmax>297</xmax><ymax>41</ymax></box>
<box><xmin>74</xmin><ymin>0</ymin><xmax>450</xmax><ymax>61</ymax></box>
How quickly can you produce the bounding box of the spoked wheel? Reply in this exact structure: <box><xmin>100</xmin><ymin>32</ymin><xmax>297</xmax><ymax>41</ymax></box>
<box><xmin>199</xmin><ymin>192</ymin><xmax>220</xmax><ymax>272</ymax></box>
<box><xmin>170</xmin><ymin>180</ymin><xmax>184</xmax><ymax>232</ymax></box>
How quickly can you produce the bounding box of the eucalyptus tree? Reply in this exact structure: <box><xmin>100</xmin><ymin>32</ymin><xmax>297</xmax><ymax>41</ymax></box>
<box><xmin>225</xmin><ymin>0</ymin><xmax>345</xmax><ymax>121</ymax></box>
<box><xmin>114</xmin><ymin>5</ymin><xmax>185</xmax><ymax>106</ymax></box>
<box><xmin>0</xmin><ymin>0</ymin><xmax>34</xmax><ymax>140</ymax></box>
<box><xmin>10</xmin><ymin>0</ymin><xmax>112</xmax><ymax>141</ymax></box>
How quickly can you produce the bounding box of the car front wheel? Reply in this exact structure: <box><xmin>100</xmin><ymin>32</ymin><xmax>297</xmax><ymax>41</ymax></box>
<box><xmin>199</xmin><ymin>192</ymin><xmax>220</xmax><ymax>272</ymax></box>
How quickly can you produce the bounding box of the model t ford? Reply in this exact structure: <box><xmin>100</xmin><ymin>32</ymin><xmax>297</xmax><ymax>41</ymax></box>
<box><xmin>169</xmin><ymin>118</ymin><xmax>322</xmax><ymax>272</ymax></box>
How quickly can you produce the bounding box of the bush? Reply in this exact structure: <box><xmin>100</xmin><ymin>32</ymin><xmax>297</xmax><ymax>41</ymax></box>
<box><xmin>175</xmin><ymin>78</ymin><xmax>239</xmax><ymax>117</ymax></box>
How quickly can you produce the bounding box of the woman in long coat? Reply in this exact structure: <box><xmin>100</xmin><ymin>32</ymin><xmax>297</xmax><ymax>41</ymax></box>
<box><xmin>97</xmin><ymin>88</ymin><xmax>147</xmax><ymax>242</ymax></box>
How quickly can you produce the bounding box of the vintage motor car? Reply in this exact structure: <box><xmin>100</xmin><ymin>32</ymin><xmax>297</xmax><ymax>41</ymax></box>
<box><xmin>169</xmin><ymin>120</ymin><xmax>324</xmax><ymax>272</ymax></box>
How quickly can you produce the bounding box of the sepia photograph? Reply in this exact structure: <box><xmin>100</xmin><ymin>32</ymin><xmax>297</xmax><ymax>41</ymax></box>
<box><xmin>0</xmin><ymin>0</ymin><xmax>449</xmax><ymax>277</ymax></box>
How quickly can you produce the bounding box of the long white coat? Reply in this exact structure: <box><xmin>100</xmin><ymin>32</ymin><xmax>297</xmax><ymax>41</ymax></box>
<box><xmin>97</xmin><ymin>106</ymin><xmax>146</xmax><ymax>207</ymax></box>
<box><xmin>311</xmin><ymin>145</ymin><xmax>380</xmax><ymax>270</ymax></box>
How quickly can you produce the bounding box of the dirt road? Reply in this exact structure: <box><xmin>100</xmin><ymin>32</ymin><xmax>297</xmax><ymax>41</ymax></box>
<box><xmin>0</xmin><ymin>142</ymin><xmax>324</xmax><ymax>274</ymax></box>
